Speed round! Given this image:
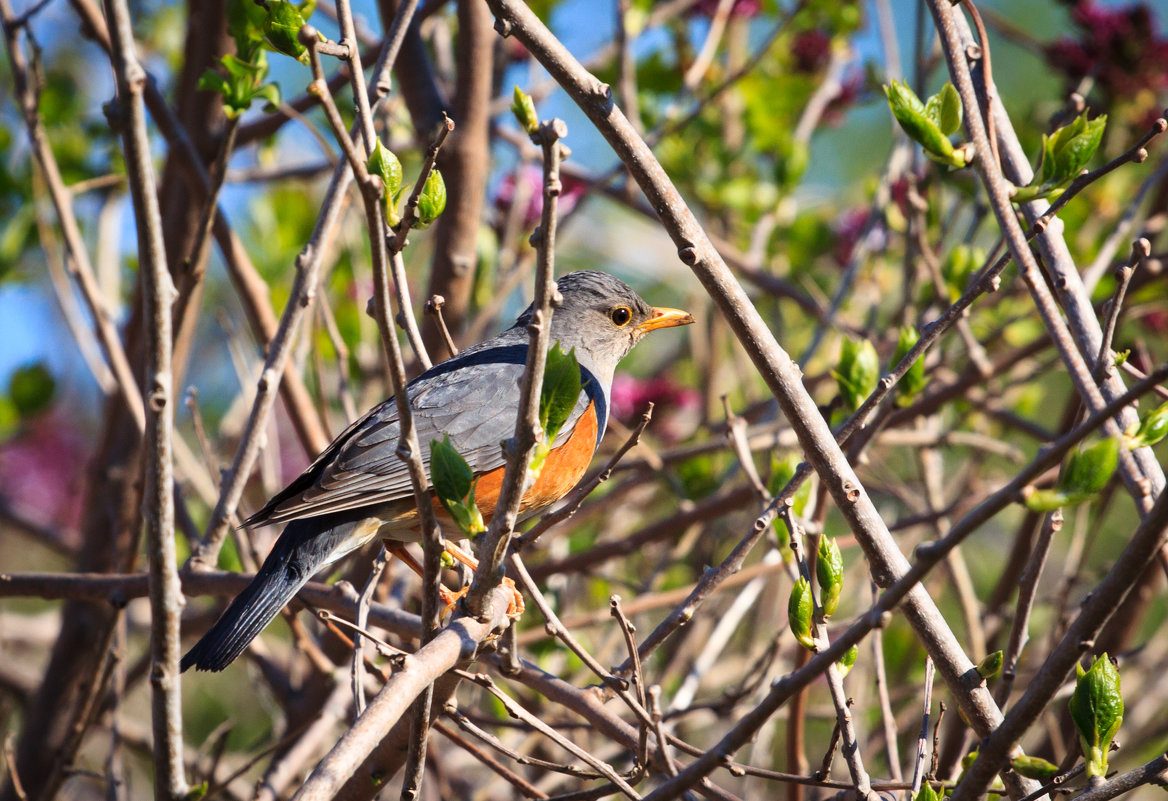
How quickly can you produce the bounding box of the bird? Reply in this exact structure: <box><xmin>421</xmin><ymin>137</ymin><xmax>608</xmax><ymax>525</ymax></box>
<box><xmin>181</xmin><ymin>270</ymin><xmax>693</xmax><ymax>672</ymax></box>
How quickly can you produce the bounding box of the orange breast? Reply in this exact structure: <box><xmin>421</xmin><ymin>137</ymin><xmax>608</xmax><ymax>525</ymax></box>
<box><xmin>471</xmin><ymin>402</ymin><xmax>598</xmax><ymax>519</ymax></box>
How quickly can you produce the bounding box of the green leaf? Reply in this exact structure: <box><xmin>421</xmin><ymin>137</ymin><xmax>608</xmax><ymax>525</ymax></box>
<box><xmin>1018</xmin><ymin>112</ymin><xmax>1107</xmax><ymax>202</ymax></box>
<box><xmin>1060</xmin><ymin>438</ymin><xmax>1119</xmax><ymax>498</ymax></box>
<box><xmin>836</xmin><ymin>643</ymin><xmax>859</xmax><ymax>677</ymax></box>
<box><xmin>429</xmin><ymin>436</ymin><xmax>485</xmax><ymax>538</ymax></box>
<box><xmin>788</xmin><ymin>576</ymin><xmax>815</xmax><ymax>650</ymax></box>
<box><xmin>197</xmin><ymin>69</ymin><xmax>230</xmax><ymax>97</ymax></box>
<box><xmin>936</xmin><ymin>82</ymin><xmax>963</xmax><ymax>136</ymax></box>
<box><xmin>1069</xmin><ymin>654</ymin><xmax>1123</xmax><ymax>778</ymax></box>
<box><xmin>227</xmin><ymin>0</ymin><xmax>268</xmax><ymax>58</ymax></box>
<box><xmin>198</xmin><ymin>52</ymin><xmax>274</xmax><ymax>118</ymax></box>
<box><xmin>1011</xmin><ymin>755</ymin><xmax>1059</xmax><ymax>781</ymax></box>
<box><xmin>430</xmin><ymin>434</ymin><xmax>474</xmax><ymax>505</ymax></box>
<box><xmin>8</xmin><ymin>362</ymin><xmax>55</xmax><ymax>417</ymax></box>
<box><xmin>816</xmin><ymin>536</ymin><xmax>843</xmax><ymax>617</ymax></box>
<box><xmin>914</xmin><ymin>781</ymin><xmax>941</xmax><ymax>801</ymax></box>
<box><xmin>890</xmin><ymin>326</ymin><xmax>927</xmax><ymax>406</ymax></box>
<box><xmin>263</xmin><ymin>0</ymin><xmax>310</xmax><ymax>62</ymax></box>
<box><xmin>1043</xmin><ymin>112</ymin><xmax>1107</xmax><ymax>185</ymax></box>
<box><xmin>367</xmin><ymin>139</ymin><xmax>403</xmax><ymax>225</ymax></box>
<box><xmin>833</xmin><ymin>337</ymin><xmax>879</xmax><ymax>412</ymax></box>
<box><xmin>540</xmin><ymin>344</ymin><xmax>582</xmax><ymax>444</ymax></box>
<box><xmin>976</xmin><ymin>650</ymin><xmax>1004</xmax><ymax>680</ymax></box>
<box><xmin>414</xmin><ymin>168</ymin><xmax>447</xmax><ymax>229</ymax></box>
<box><xmin>1123</xmin><ymin>401</ymin><xmax>1168</xmax><ymax>450</ymax></box>
<box><xmin>511</xmin><ymin>85</ymin><xmax>539</xmax><ymax>135</ymax></box>
<box><xmin>253</xmin><ymin>82</ymin><xmax>282</xmax><ymax>112</ymax></box>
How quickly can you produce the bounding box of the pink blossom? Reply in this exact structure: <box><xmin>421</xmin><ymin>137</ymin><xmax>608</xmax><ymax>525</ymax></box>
<box><xmin>0</xmin><ymin>412</ymin><xmax>89</xmax><ymax>536</ymax></box>
<box><xmin>1046</xmin><ymin>1</ymin><xmax>1168</xmax><ymax>100</ymax></box>
<box><xmin>607</xmin><ymin>375</ymin><xmax>696</xmax><ymax>422</ymax></box>
<box><xmin>494</xmin><ymin>165</ymin><xmax>587</xmax><ymax>228</ymax></box>
<box><xmin>686</xmin><ymin>0</ymin><xmax>761</xmax><ymax>18</ymax></box>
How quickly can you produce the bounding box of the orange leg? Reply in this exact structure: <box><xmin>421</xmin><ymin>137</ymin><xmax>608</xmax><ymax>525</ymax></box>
<box><xmin>383</xmin><ymin>541</ymin><xmax>524</xmax><ymax>620</ymax></box>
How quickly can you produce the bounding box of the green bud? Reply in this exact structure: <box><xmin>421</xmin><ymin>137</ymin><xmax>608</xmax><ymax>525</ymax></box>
<box><xmin>1061</xmin><ymin>438</ymin><xmax>1119</xmax><ymax>499</ymax></box>
<box><xmin>1069</xmin><ymin>654</ymin><xmax>1123</xmax><ymax>778</ymax></box>
<box><xmin>1124</xmin><ymin>400</ymin><xmax>1168</xmax><ymax>450</ymax></box>
<box><xmin>1023</xmin><ymin>487</ymin><xmax>1069</xmax><ymax>513</ymax></box>
<box><xmin>415</xmin><ymin>168</ymin><xmax>447</xmax><ymax>228</ymax></box>
<box><xmin>1025</xmin><ymin>438</ymin><xmax>1120</xmax><ymax>512</ymax></box>
<box><xmin>1011</xmin><ymin>755</ymin><xmax>1060</xmax><ymax>781</ymax></box>
<box><xmin>788</xmin><ymin>577</ymin><xmax>815</xmax><ymax>651</ymax></box>
<box><xmin>367</xmin><ymin>138</ymin><xmax>403</xmax><ymax>225</ymax></box>
<box><xmin>816</xmin><ymin>536</ymin><xmax>843</xmax><ymax>617</ymax></box>
<box><xmin>440</xmin><ymin>550</ymin><xmax>455</xmax><ymax>569</ymax></box>
<box><xmin>890</xmin><ymin>326</ymin><xmax>927</xmax><ymax>406</ymax></box>
<box><xmin>511</xmin><ymin>85</ymin><xmax>539</xmax><ymax>135</ymax></box>
<box><xmin>182</xmin><ymin>781</ymin><xmax>210</xmax><ymax>801</ymax></box>
<box><xmin>262</xmin><ymin>0</ymin><xmax>311</xmax><ymax>62</ymax></box>
<box><xmin>976</xmin><ymin>650</ymin><xmax>1004</xmax><ymax>680</ymax></box>
<box><xmin>884</xmin><ymin>80</ymin><xmax>967</xmax><ymax>168</ymax></box>
<box><xmin>834</xmin><ymin>337</ymin><xmax>879</xmax><ymax>413</ymax></box>
<box><xmin>836</xmin><ymin>643</ymin><xmax>859</xmax><ymax>678</ymax></box>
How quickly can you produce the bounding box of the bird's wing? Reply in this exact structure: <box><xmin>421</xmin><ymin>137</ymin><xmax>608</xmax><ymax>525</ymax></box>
<box><xmin>245</xmin><ymin>341</ymin><xmax>598</xmax><ymax>526</ymax></box>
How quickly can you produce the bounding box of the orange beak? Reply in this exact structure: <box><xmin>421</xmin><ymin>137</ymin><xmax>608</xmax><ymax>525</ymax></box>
<box><xmin>636</xmin><ymin>306</ymin><xmax>695</xmax><ymax>334</ymax></box>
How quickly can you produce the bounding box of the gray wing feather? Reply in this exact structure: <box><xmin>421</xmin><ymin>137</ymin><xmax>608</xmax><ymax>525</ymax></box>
<box><xmin>247</xmin><ymin>338</ymin><xmax>593</xmax><ymax>526</ymax></box>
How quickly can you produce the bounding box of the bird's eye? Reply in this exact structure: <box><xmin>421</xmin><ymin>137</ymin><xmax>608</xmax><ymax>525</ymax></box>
<box><xmin>610</xmin><ymin>305</ymin><xmax>633</xmax><ymax>327</ymax></box>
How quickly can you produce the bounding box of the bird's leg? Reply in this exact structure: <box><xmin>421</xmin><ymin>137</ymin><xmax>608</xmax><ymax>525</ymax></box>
<box><xmin>382</xmin><ymin>541</ymin><xmax>464</xmax><ymax>616</ymax></box>
<box><xmin>382</xmin><ymin>540</ymin><xmax>524</xmax><ymax>620</ymax></box>
<box><xmin>442</xmin><ymin>541</ymin><xmax>525</xmax><ymax>620</ymax></box>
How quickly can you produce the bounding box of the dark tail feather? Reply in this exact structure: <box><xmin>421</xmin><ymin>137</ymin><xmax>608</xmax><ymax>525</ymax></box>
<box><xmin>181</xmin><ymin>560</ymin><xmax>310</xmax><ymax>672</ymax></box>
<box><xmin>181</xmin><ymin>518</ymin><xmax>340</xmax><ymax>672</ymax></box>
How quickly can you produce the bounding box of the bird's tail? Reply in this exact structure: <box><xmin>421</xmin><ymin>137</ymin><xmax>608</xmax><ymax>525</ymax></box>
<box><xmin>182</xmin><ymin>516</ymin><xmax>359</xmax><ymax>672</ymax></box>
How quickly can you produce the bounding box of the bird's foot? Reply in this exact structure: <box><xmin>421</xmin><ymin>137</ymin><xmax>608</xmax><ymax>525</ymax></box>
<box><xmin>438</xmin><ymin>578</ymin><xmax>524</xmax><ymax>620</ymax></box>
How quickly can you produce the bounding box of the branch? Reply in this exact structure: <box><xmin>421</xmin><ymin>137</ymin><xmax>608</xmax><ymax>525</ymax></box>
<box><xmin>100</xmin><ymin>0</ymin><xmax>186</xmax><ymax>795</ymax></box>
<box><xmin>465</xmin><ymin>117</ymin><xmax>568</xmax><ymax>617</ymax></box>
<box><xmin>289</xmin><ymin>588</ymin><xmax>512</xmax><ymax>801</ymax></box>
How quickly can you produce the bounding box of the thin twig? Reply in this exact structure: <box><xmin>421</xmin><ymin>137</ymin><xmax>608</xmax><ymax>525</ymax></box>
<box><xmin>458</xmin><ymin>670</ymin><xmax>644</xmax><ymax>799</ymax></box>
<box><xmin>424</xmin><ymin>295</ymin><xmax>459</xmax><ymax>359</ymax></box>
<box><xmin>352</xmin><ymin>546</ymin><xmax>389</xmax><ymax>716</ymax></box>
<box><xmin>910</xmin><ymin>658</ymin><xmax>935</xmax><ymax>796</ymax></box>
<box><xmin>994</xmin><ymin>508</ymin><xmax>1061</xmax><ymax>709</ymax></box>
<box><xmin>1093</xmin><ymin>239</ymin><xmax>1147</xmax><ymax>380</ymax></box>
<box><xmin>610</xmin><ymin>595</ymin><xmax>649</xmax><ymax>769</ymax></box>
<box><xmin>870</xmin><ymin>583</ymin><xmax>902</xmax><ymax>782</ymax></box>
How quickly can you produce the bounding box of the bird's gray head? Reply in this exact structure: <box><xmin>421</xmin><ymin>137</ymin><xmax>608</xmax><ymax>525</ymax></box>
<box><xmin>514</xmin><ymin>270</ymin><xmax>693</xmax><ymax>376</ymax></box>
